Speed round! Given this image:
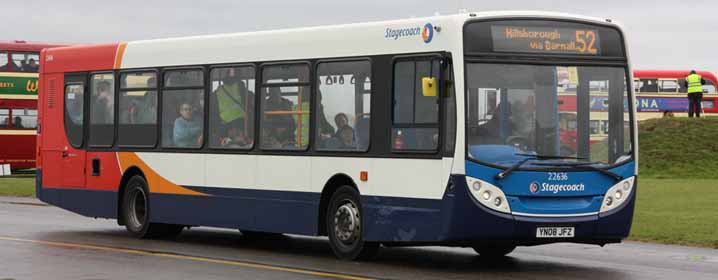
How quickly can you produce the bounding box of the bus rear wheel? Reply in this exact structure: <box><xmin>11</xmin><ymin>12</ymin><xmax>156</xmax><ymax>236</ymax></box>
<box><xmin>121</xmin><ymin>175</ymin><xmax>184</xmax><ymax>239</ymax></box>
<box><xmin>472</xmin><ymin>244</ymin><xmax>516</xmax><ymax>257</ymax></box>
<box><xmin>326</xmin><ymin>186</ymin><xmax>378</xmax><ymax>260</ymax></box>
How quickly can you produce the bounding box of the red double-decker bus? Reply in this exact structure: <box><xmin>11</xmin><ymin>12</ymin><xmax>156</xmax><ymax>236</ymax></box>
<box><xmin>0</xmin><ymin>41</ymin><xmax>63</xmax><ymax>170</ymax></box>
<box><xmin>633</xmin><ymin>69</ymin><xmax>718</xmax><ymax>119</ymax></box>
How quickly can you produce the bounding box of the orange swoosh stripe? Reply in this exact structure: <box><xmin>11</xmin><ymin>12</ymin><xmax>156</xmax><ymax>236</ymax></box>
<box><xmin>114</xmin><ymin>42</ymin><xmax>128</xmax><ymax>69</ymax></box>
<box><xmin>117</xmin><ymin>152</ymin><xmax>207</xmax><ymax>196</ymax></box>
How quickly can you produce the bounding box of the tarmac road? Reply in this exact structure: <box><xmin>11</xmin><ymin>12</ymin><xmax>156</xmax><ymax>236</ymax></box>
<box><xmin>1</xmin><ymin>197</ymin><xmax>717</xmax><ymax>280</ymax></box>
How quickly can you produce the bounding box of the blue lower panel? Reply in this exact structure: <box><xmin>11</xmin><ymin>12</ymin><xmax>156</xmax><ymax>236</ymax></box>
<box><xmin>39</xmin><ymin>187</ymin><xmax>118</xmax><ymax>219</ymax></box>
<box><xmin>362</xmin><ymin>196</ymin><xmax>443</xmax><ymax>242</ymax></box>
<box><xmin>151</xmin><ymin>187</ymin><xmax>320</xmax><ymax>236</ymax></box>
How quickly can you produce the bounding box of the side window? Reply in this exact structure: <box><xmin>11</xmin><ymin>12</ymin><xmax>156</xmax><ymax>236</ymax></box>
<box><xmin>0</xmin><ymin>52</ymin><xmax>8</xmax><ymax>71</ymax></box>
<box><xmin>11</xmin><ymin>52</ymin><xmax>40</xmax><ymax>73</ymax></box>
<box><xmin>0</xmin><ymin>109</ymin><xmax>9</xmax><ymax>128</ymax></box>
<box><xmin>659</xmin><ymin>80</ymin><xmax>679</xmax><ymax>93</ymax></box>
<box><xmin>209</xmin><ymin>66</ymin><xmax>255</xmax><ymax>149</ymax></box>
<box><xmin>118</xmin><ymin>71</ymin><xmax>158</xmax><ymax>147</ymax></box>
<box><xmin>392</xmin><ymin>59</ymin><xmax>440</xmax><ymax>151</ymax></box>
<box><xmin>260</xmin><ymin>63</ymin><xmax>310</xmax><ymax>150</ymax></box>
<box><xmin>89</xmin><ymin>73</ymin><xmax>115</xmax><ymax>147</ymax></box>
<box><xmin>64</xmin><ymin>84</ymin><xmax>85</xmax><ymax>147</ymax></box>
<box><xmin>316</xmin><ymin>60</ymin><xmax>371</xmax><ymax>151</ymax></box>
<box><xmin>704</xmin><ymin>80</ymin><xmax>717</xmax><ymax>94</ymax></box>
<box><xmin>161</xmin><ymin>69</ymin><xmax>204</xmax><ymax>148</ymax></box>
<box><xmin>444</xmin><ymin>62</ymin><xmax>456</xmax><ymax>155</ymax></box>
<box><xmin>11</xmin><ymin>109</ymin><xmax>37</xmax><ymax>129</ymax></box>
<box><xmin>640</xmin><ymin>78</ymin><xmax>658</xmax><ymax>92</ymax></box>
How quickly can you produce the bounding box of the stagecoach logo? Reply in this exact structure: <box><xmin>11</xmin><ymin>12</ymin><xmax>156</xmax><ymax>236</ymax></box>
<box><xmin>530</xmin><ymin>181</ymin><xmax>586</xmax><ymax>194</ymax></box>
<box><xmin>421</xmin><ymin>23</ymin><xmax>434</xmax><ymax>43</ymax></box>
<box><xmin>529</xmin><ymin>181</ymin><xmax>540</xmax><ymax>194</ymax></box>
<box><xmin>384</xmin><ymin>22</ymin><xmax>434</xmax><ymax>44</ymax></box>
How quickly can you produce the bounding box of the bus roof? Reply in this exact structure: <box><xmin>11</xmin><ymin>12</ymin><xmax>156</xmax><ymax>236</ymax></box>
<box><xmin>0</xmin><ymin>41</ymin><xmax>66</xmax><ymax>52</ymax></box>
<box><xmin>634</xmin><ymin>70</ymin><xmax>718</xmax><ymax>84</ymax></box>
<box><xmin>43</xmin><ymin>11</ymin><xmax>625</xmax><ymax>73</ymax></box>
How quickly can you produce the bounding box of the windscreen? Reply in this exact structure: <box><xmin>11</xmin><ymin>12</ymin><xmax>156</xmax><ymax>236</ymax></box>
<box><xmin>466</xmin><ymin>63</ymin><xmax>632</xmax><ymax>168</ymax></box>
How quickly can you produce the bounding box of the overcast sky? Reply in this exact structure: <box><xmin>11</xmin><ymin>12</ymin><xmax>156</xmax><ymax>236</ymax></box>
<box><xmin>7</xmin><ymin>0</ymin><xmax>718</xmax><ymax>72</ymax></box>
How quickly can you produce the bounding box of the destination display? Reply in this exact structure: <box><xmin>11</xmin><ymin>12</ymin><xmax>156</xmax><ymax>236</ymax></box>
<box><xmin>463</xmin><ymin>20</ymin><xmax>625</xmax><ymax>58</ymax></box>
<box><xmin>490</xmin><ymin>25</ymin><xmax>601</xmax><ymax>55</ymax></box>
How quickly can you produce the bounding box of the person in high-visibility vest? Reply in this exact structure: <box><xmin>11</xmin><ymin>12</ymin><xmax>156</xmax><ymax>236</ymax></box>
<box><xmin>685</xmin><ymin>70</ymin><xmax>706</xmax><ymax>118</ymax></box>
<box><xmin>214</xmin><ymin>70</ymin><xmax>253</xmax><ymax>146</ymax></box>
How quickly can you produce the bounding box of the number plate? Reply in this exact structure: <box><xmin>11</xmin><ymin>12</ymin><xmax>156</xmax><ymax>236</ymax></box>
<box><xmin>536</xmin><ymin>227</ymin><xmax>575</xmax><ymax>238</ymax></box>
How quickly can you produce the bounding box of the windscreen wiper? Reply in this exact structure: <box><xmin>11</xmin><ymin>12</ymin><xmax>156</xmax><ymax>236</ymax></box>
<box><xmin>532</xmin><ymin>161</ymin><xmax>623</xmax><ymax>181</ymax></box>
<box><xmin>494</xmin><ymin>154</ymin><xmax>586</xmax><ymax>180</ymax></box>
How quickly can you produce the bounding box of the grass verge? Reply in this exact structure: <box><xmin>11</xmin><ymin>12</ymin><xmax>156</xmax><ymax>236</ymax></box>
<box><xmin>0</xmin><ymin>175</ymin><xmax>35</xmax><ymax>197</ymax></box>
<box><xmin>630</xmin><ymin>178</ymin><xmax>718</xmax><ymax>248</ymax></box>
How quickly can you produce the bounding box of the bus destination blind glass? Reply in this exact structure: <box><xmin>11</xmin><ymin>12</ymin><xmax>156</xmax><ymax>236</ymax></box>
<box><xmin>490</xmin><ymin>25</ymin><xmax>602</xmax><ymax>56</ymax></box>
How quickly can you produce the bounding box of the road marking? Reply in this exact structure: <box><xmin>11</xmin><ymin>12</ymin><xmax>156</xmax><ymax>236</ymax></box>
<box><xmin>0</xmin><ymin>201</ymin><xmax>48</xmax><ymax>207</ymax></box>
<box><xmin>0</xmin><ymin>236</ymin><xmax>374</xmax><ymax>280</ymax></box>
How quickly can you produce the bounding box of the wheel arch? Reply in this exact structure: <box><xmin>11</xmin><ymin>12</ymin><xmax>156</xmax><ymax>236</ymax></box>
<box><xmin>317</xmin><ymin>173</ymin><xmax>359</xmax><ymax>236</ymax></box>
<box><xmin>117</xmin><ymin>166</ymin><xmax>145</xmax><ymax>226</ymax></box>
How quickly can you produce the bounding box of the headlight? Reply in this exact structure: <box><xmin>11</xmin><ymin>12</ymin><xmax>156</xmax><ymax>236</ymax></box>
<box><xmin>466</xmin><ymin>176</ymin><xmax>511</xmax><ymax>214</ymax></box>
<box><xmin>600</xmin><ymin>176</ymin><xmax>635</xmax><ymax>213</ymax></box>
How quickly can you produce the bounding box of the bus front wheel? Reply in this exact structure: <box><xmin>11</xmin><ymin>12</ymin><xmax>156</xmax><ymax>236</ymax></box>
<box><xmin>121</xmin><ymin>175</ymin><xmax>184</xmax><ymax>239</ymax></box>
<box><xmin>326</xmin><ymin>185</ymin><xmax>378</xmax><ymax>260</ymax></box>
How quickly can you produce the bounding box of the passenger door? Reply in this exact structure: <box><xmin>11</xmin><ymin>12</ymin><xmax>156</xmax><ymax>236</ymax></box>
<box><xmin>60</xmin><ymin>74</ymin><xmax>87</xmax><ymax>188</ymax></box>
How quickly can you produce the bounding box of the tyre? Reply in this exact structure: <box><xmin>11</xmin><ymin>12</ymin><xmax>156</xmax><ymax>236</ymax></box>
<box><xmin>121</xmin><ymin>175</ymin><xmax>184</xmax><ymax>239</ymax></box>
<box><xmin>326</xmin><ymin>185</ymin><xmax>378</xmax><ymax>260</ymax></box>
<box><xmin>472</xmin><ymin>244</ymin><xmax>516</xmax><ymax>257</ymax></box>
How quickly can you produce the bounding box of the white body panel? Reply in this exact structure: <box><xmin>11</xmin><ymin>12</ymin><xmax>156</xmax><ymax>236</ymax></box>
<box><xmin>119</xmin><ymin>11</ymin><xmax>630</xmax><ymax>199</ymax></box>
<box><xmin>137</xmin><ymin>152</ymin><xmax>447</xmax><ymax>199</ymax></box>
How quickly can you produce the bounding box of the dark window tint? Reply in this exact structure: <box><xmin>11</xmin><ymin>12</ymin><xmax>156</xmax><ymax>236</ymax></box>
<box><xmin>10</xmin><ymin>52</ymin><xmax>40</xmax><ymax>73</ymax></box>
<box><xmin>11</xmin><ymin>109</ymin><xmax>37</xmax><ymax>129</ymax></box>
<box><xmin>260</xmin><ymin>64</ymin><xmax>310</xmax><ymax>150</ymax></box>
<box><xmin>64</xmin><ymin>84</ymin><xmax>85</xmax><ymax>147</ymax></box>
<box><xmin>118</xmin><ymin>71</ymin><xmax>158</xmax><ymax>147</ymax></box>
<box><xmin>392</xmin><ymin>59</ymin><xmax>440</xmax><ymax>151</ymax></box>
<box><xmin>121</xmin><ymin>72</ymin><xmax>157</xmax><ymax>89</ymax></box>
<box><xmin>0</xmin><ymin>109</ymin><xmax>9</xmax><ymax>128</ymax></box>
<box><xmin>444</xmin><ymin>64</ymin><xmax>456</xmax><ymax>155</ymax></box>
<box><xmin>0</xmin><ymin>52</ymin><xmax>8</xmax><ymax>71</ymax></box>
<box><xmin>209</xmin><ymin>66</ymin><xmax>256</xmax><ymax>149</ymax></box>
<box><xmin>161</xmin><ymin>89</ymin><xmax>204</xmax><ymax>148</ymax></box>
<box><xmin>164</xmin><ymin>69</ymin><xmax>203</xmax><ymax>87</ymax></box>
<box><xmin>89</xmin><ymin>73</ymin><xmax>115</xmax><ymax>147</ymax></box>
<box><xmin>316</xmin><ymin>60</ymin><xmax>371</xmax><ymax>151</ymax></box>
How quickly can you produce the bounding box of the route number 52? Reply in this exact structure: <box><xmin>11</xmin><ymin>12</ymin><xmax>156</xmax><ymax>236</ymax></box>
<box><xmin>575</xmin><ymin>30</ymin><xmax>598</xmax><ymax>54</ymax></box>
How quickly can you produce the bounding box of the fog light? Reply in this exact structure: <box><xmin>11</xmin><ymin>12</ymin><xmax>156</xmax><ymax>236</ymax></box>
<box><xmin>472</xmin><ymin>181</ymin><xmax>481</xmax><ymax>191</ymax></box>
<box><xmin>494</xmin><ymin>197</ymin><xmax>502</xmax><ymax>207</ymax></box>
<box><xmin>614</xmin><ymin>190</ymin><xmax>623</xmax><ymax>200</ymax></box>
<box><xmin>606</xmin><ymin>197</ymin><xmax>613</xmax><ymax>206</ymax></box>
<box><xmin>482</xmin><ymin>191</ymin><xmax>491</xmax><ymax>200</ymax></box>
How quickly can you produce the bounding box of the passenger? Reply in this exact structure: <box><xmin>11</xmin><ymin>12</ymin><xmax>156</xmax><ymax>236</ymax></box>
<box><xmin>122</xmin><ymin>93</ymin><xmax>156</xmax><ymax>124</ymax></box>
<box><xmin>333</xmin><ymin>113</ymin><xmax>350</xmax><ymax>137</ymax></box>
<box><xmin>214</xmin><ymin>69</ymin><xmax>253</xmax><ymax>145</ymax></box>
<box><xmin>24</xmin><ymin>58</ymin><xmax>39</xmax><ymax>72</ymax></box>
<box><xmin>0</xmin><ymin>118</ymin><xmax>8</xmax><ymax>128</ymax></box>
<box><xmin>219</xmin><ymin>126</ymin><xmax>251</xmax><ymax>148</ymax></box>
<box><xmin>12</xmin><ymin>116</ymin><xmax>23</xmax><ymax>128</ymax></box>
<box><xmin>263</xmin><ymin>87</ymin><xmax>296</xmax><ymax>147</ymax></box>
<box><xmin>92</xmin><ymin>81</ymin><xmax>114</xmax><ymax>124</ymax></box>
<box><xmin>336</xmin><ymin>125</ymin><xmax>356</xmax><ymax>149</ymax></box>
<box><xmin>173</xmin><ymin>103</ymin><xmax>202</xmax><ymax>147</ymax></box>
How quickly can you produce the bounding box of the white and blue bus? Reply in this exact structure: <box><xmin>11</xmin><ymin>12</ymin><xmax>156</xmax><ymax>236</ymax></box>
<box><xmin>37</xmin><ymin>11</ymin><xmax>637</xmax><ymax>260</ymax></box>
